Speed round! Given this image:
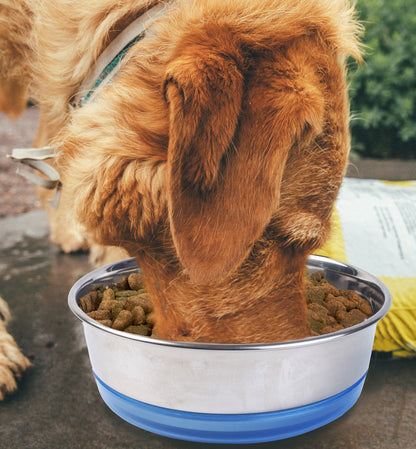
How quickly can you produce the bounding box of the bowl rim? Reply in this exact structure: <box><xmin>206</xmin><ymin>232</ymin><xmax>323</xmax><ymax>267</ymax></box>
<box><xmin>68</xmin><ymin>255</ymin><xmax>391</xmax><ymax>351</ymax></box>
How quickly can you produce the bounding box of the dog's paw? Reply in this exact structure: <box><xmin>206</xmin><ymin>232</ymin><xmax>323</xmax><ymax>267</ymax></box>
<box><xmin>0</xmin><ymin>296</ymin><xmax>32</xmax><ymax>400</ymax></box>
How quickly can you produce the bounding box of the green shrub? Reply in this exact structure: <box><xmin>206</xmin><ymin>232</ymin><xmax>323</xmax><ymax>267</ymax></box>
<box><xmin>348</xmin><ymin>0</ymin><xmax>416</xmax><ymax>159</ymax></box>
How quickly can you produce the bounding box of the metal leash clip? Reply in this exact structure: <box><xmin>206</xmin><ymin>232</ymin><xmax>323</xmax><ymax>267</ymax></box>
<box><xmin>8</xmin><ymin>147</ymin><xmax>61</xmax><ymax>208</ymax></box>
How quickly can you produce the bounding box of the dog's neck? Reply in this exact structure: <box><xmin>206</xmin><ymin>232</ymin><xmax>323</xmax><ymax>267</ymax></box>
<box><xmin>71</xmin><ymin>1</ymin><xmax>172</xmax><ymax>108</ymax></box>
<box><xmin>9</xmin><ymin>2</ymin><xmax>173</xmax><ymax>204</ymax></box>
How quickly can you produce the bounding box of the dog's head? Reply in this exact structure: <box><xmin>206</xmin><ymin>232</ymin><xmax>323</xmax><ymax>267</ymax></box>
<box><xmin>161</xmin><ymin>13</ymin><xmax>361</xmax><ymax>285</ymax></box>
<box><xmin>55</xmin><ymin>0</ymin><xmax>361</xmax><ymax>291</ymax></box>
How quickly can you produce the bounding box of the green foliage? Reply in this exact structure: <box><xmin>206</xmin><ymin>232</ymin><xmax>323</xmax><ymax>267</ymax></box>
<box><xmin>348</xmin><ymin>0</ymin><xmax>416</xmax><ymax>159</ymax></box>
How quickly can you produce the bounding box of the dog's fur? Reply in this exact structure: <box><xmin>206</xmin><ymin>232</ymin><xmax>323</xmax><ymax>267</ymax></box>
<box><xmin>0</xmin><ymin>296</ymin><xmax>31</xmax><ymax>399</ymax></box>
<box><xmin>1</xmin><ymin>0</ymin><xmax>361</xmax><ymax>350</ymax></box>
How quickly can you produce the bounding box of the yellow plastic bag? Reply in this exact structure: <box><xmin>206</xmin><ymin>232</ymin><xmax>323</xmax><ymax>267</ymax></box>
<box><xmin>316</xmin><ymin>178</ymin><xmax>416</xmax><ymax>357</ymax></box>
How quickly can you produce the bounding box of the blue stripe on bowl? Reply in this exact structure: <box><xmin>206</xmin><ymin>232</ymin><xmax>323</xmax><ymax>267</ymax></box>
<box><xmin>93</xmin><ymin>371</ymin><xmax>367</xmax><ymax>444</ymax></box>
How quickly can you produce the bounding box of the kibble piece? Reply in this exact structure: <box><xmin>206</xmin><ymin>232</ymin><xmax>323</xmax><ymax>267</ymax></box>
<box><xmin>335</xmin><ymin>309</ymin><xmax>349</xmax><ymax>322</ymax></box>
<box><xmin>307</xmin><ymin>303</ymin><xmax>330</xmax><ymax>333</ymax></box>
<box><xmin>320</xmin><ymin>282</ymin><xmax>340</xmax><ymax>297</ymax></box>
<box><xmin>102</xmin><ymin>288</ymin><xmax>115</xmax><ymax>302</ymax></box>
<box><xmin>132</xmin><ymin>306</ymin><xmax>146</xmax><ymax>325</ymax></box>
<box><xmin>308</xmin><ymin>317</ymin><xmax>325</xmax><ymax>333</ymax></box>
<box><xmin>146</xmin><ymin>312</ymin><xmax>156</xmax><ymax>326</ymax></box>
<box><xmin>79</xmin><ymin>291</ymin><xmax>100</xmax><ymax>313</ymax></box>
<box><xmin>116</xmin><ymin>275</ymin><xmax>130</xmax><ymax>291</ymax></box>
<box><xmin>115</xmin><ymin>290</ymin><xmax>145</xmax><ymax>298</ymax></box>
<box><xmin>87</xmin><ymin>310</ymin><xmax>111</xmax><ymax>320</ymax></box>
<box><xmin>306</xmin><ymin>286</ymin><xmax>326</xmax><ymax>305</ymax></box>
<box><xmin>324</xmin><ymin>294</ymin><xmax>347</xmax><ymax>316</ymax></box>
<box><xmin>320</xmin><ymin>323</ymin><xmax>344</xmax><ymax>334</ymax></box>
<box><xmin>124</xmin><ymin>325</ymin><xmax>151</xmax><ymax>336</ymax></box>
<box><xmin>111</xmin><ymin>301</ymin><xmax>125</xmax><ymax>320</ymax></box>
<box><xmin>97</xmin><ymin>319</ymin><xmax>112</xmax><ymax>327</ymax></box>
<box><xmin>98</xmin><ymin>299</ymin><xmax>117</xmax><ymax>311</ymax></box>
<box><xmin>357</xmin><ymin>297</ymin><xmax>373</xmax><ymax>316</ymax></box>
<box><xmin>125</xmin><ymin>294</ymin><xmax>153</xmax><ymax>313</ymax></box>
<box><xmin>128</xmin><ymin>273</ymin><xmax>144</xmax><ymax>291</ymax></box>
<box><xmin>307</xmin><ymin>302</ymin><xmax>330</xmax><ymax>323</ymax></box>
<box><xmin>338</xmin><ymin>309</ymin><xmax>368</xmax><ymax>327</ymax></box>
<box><xmin>337</xmin><ymin>291</ymin><xmax>359</xmax><ymax>310</ymax></box>
<box><xmin>310</xmin><ymin>271</ymin><xmax>326</xmax><ymax>284</ymax></box>
<box><xmin>112</xmin><ymin>310</ymin><xmax>133</xmax><ymax>330</ymax></box>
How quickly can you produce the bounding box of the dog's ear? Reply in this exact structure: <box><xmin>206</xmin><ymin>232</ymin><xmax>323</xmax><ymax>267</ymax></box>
<box><xmin>164</xmin><ymin>40</ymin><xmax>324</xmax><ymax>284</ymax></box>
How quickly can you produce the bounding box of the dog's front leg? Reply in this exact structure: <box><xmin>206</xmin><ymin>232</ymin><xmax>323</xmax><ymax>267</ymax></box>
<box><xmin>0</xmin><ymin>296</ymin><xmax>31</xmax><ymax>400</ymax></box>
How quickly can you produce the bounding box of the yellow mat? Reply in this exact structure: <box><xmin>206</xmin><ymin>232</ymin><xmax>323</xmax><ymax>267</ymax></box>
<box><xmin>316</xmin><ymin>179</ymin><xmax>416</xmax><ymax>357</ymax></box>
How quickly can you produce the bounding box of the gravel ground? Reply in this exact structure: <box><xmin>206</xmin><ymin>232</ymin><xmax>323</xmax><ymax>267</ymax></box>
<box><xmin>0</xmin><ymin>106</ymin><xmax>41</xmax><ymax>218</ymax></box>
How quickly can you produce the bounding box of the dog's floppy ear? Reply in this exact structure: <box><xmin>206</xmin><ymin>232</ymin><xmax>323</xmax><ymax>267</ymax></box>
<box><xmin>164</xmin><ymin>39</ymin><xmax>324</xmax><ymax>284</ymax></box>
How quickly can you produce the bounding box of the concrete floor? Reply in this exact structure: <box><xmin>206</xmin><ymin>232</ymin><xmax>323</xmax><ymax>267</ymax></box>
<box><xmin>0</xmin><ymin>211</ymin><xmax>415</xmax><ymax>449</ymax></box>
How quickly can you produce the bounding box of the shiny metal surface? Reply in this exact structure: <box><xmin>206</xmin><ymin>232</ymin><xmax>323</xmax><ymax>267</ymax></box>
<box><xmin>68</xmin><ymin>255</ymin><xmax>391</xmax><ymax>351</ymax></box>
<box><xmin>68</xmin><ymin>255</ymin><xmax>391</xmax><ymax>414</ymax></box>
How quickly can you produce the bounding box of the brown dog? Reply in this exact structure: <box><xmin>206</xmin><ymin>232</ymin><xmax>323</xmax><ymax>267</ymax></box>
<box><xmin>1</xmin><ymin>0</ymin><xmax>361</xmax><ymax>343</ymax></box>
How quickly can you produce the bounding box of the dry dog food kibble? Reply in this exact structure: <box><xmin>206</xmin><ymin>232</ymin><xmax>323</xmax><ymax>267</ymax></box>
<box><xmin>79</xmin><ymin>273</ymin><xmax>154</xmax><ymax>336</ymax></box>
<box><xmin>79</xmin><ymin>271</ymin><xmax>373</xmax><ymax>338</ymax></box>
<box><xmin>306</xmin><ymin>271</ymin><xmax>373</xmax><ymax>336</ymax></box>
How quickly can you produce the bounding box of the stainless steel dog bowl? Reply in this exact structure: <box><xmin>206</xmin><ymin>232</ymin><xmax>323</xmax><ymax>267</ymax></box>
<box><xmin>68</xmin><ymin>255</ymin><xmax>391</xmax><ymax>443</ymax></box>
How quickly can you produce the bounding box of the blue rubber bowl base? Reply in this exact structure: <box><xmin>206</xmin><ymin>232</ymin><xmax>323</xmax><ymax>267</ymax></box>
<box><xmin>93</xmin><ymin>372</ymin><xmax>366</xmax><ymax>444</ymax></box>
